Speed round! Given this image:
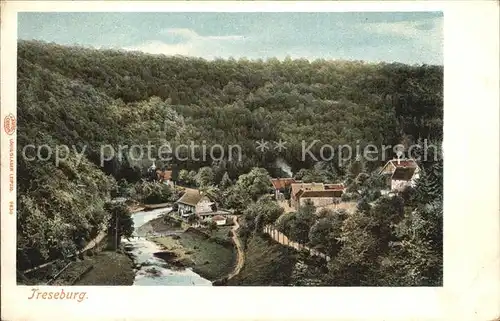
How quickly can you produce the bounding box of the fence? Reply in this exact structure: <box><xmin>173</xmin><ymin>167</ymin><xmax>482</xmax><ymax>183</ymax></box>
<box><xmin>263</xmin><ymin>225</ymin><xmax>331</xmax><ymax>262</ymax></box>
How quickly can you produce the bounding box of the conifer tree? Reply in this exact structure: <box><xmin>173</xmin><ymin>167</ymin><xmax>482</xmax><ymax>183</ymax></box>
<box><xmin>219</xmin><ymin>172</ymin><xmax>233</xmax><ymax>190</ymax></box>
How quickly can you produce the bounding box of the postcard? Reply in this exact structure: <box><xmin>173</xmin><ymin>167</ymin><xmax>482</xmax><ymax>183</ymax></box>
<box><xmin>1</xmin><ymin>1</ymin><xmax>499</xmax><ymax>321</ymax></box>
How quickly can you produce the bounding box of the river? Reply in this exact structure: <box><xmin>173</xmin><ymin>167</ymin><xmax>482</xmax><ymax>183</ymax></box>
<box><xmin>122</xmin><ymin>208</ymin><xmax>212</xmax><ymax>286</ymax></box>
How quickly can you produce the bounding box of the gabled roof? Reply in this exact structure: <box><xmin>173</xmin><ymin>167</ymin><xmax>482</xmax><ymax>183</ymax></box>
<box><xmin>291</xmin><ymin>182</ymin><xmax>344</xmax><ymax>198</ymax></box>
<box><xmin>390</xmin><ymin>159</ymin><xmax>418</xmax><ymax>168</ymax></box>
<box><xmin>176</xmin><ymin>189</ymin><xmax>203</xmax><ymax>206</ymax></box>
<box><xmin>392</xmin><ymin>167</ymin><xmax>416</xmax><ymax>181</ymax></box>
<box><xmin>212</xmin><ymin>215</ymin><xmax>226</xmax><ymax>221</ymax></box>
<box><xmin>379</xmin><ymin>158</ymin><xmax>419</xmax><ymax>175</ymax></box>
<box><xmin>270</xmin><ymin>178</ymin><xmax>297</xmax><ymax>190</ymax></box>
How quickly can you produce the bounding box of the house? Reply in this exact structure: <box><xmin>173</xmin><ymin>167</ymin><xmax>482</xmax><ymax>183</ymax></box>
<box><xmin>176</xmin><ymin>189</ymin><xmax>231</xmax><ymax>220</ymax></box>
<box><xmin>211</xmin><ymin>215</ymin><xmax>227</xmax><ymax>226</ymax></box>
<box><xmin>270</xmin><ymin>178</ymin><xmax>297</xmax><ymax>200</ymax></box>
<box><xmin>290</xmin><ymin>182</ymin><xmax>345</xmax><ymax>210</ymax></box>
<box><xmin>379</xmin><ymin>159</ymin><xmax>420</xmax><ymax>192</ymax></box>
<box><xmin>391</xmin><ymin>167</ymin><xmax>418</xmax><ymax>191</ymax></box>
<box><xmin>156</xmin><ymin>169</ymin><xmax>174</xmax><ymax>187</ymax></box>
<box><xmin>176</xmin><ymin>189</ymin><xmax>209</xmax><ymax>218</ymax></box>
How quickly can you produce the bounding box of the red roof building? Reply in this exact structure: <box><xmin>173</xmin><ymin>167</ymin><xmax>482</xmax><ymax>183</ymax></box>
<box><xmin>156</xmin><ymin>170</ymin><xmax>173</xmax><ymax>182</ymax></box>
<box><xmin>270</xmin><ymin>178</ymin><xmax>297</xmax><ymax>190</ymax></box>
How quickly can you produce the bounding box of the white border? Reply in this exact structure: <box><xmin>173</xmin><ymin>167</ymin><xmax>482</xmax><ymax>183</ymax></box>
<box><xmin>2</xmin><ymin>1</ymin><xmax>499</xmax><ymax>321</ymax></box>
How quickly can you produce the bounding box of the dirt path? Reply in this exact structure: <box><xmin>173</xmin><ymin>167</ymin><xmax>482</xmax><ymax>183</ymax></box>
<box><xmin>81</xmin><ymin>230</ymin><xmax>107</xmax><ymax>252</ymax></box>
<box><xmin>226</xmin><ymin>216</ymin><xmax>244</xmax><ymax>280</ymax></box>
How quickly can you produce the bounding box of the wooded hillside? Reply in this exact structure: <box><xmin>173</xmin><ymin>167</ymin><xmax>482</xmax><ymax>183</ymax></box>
<box><xmin>16</xmin><ymin>40</ymin><xmax>443</xmax><ymax>272</ymax></box>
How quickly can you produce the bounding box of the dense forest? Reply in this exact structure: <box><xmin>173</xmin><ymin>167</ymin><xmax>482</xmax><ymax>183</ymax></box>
<box><xmin>17</xmin><ymin>40</ymin><xmax>443</xmax><ymax>285</ymax></box>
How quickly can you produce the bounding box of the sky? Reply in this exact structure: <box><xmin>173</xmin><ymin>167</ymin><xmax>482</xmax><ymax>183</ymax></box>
<box><xmin>18</xmin><ymin>12</ymin><xmax>443</xmax><ymax>65</ymax></box>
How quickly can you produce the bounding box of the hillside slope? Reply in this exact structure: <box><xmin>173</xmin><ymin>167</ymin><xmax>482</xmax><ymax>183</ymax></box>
<box><xmin>16</xmin><ymin>40</ymin><xmax>443</xmax><ymax>270</ymax></box>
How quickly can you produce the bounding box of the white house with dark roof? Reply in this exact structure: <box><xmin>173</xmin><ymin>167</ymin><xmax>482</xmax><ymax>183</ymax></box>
<box><xmin>379</xmin><ymin>159</ymin><xmax>420</xmax><ymax>192</ymax></box>
<box><xmin>176</xmin><ymin>189</ymin><xmax>231</xmax><ymax>220</ymax></box>
<box><xmin>177</xmin><ymin>189</ymin><xmax>208</xmax><ymax>218</ymax></box>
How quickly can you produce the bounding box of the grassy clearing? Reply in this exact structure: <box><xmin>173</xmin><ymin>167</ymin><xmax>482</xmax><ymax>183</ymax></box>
<box><xmin>51</xmin><ymin>250</ymin><xmax>134</xmax><ymax>286</ymax></box>
<box><xmin>150</xmin><ymin>229</ymin><xmax>236</xmax><ymax>281</ymax></box>
<box><xmin>75</xmin><ymin>251</ymin><xmax>134</xmax><ymax>285</ymax></box>
<box><xmin>227</xmin><ymin>234</ymin><xmax>297</xmax><ymax>286</ymax></box>
<box><xmin>212</xmin><ymin>226</ymin><xmax>233</xmax><ymax>240</ymax></box>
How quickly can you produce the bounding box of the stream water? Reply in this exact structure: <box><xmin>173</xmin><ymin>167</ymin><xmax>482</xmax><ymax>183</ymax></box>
<box><xmin>122</xmin><ymin>208</ymin><xmax>212</xmax><ymax>286</ymax></box>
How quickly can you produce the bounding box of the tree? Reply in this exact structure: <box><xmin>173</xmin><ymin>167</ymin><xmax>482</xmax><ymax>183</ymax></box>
<box><xmin>356</xmin><ymin>198</ymin><xmax>372</xmax><ymax>214</ymax></box>
<box><xmin>178</xmin><ymin>169</ymin><xmax>196</xmax><ymax>186</ymax></box>
<box><xmin>316</xmin><ymin>208</ymin><xmax>334</xmax><ymax>220</ymax></box>
<box><xmin>219</xmin><ymin>172</ymin><xmax>233</xmax><ymax>190</ymax></box>
<box><xmin>117</xmin><ymin>178</ymin><xmax>134</xmax><ymax>198</ymax></box>
<box><xmin>104</xmin><ymin>202</ymin><xmax>134</xmax><ymax>248</ymax></box>
<box><xmin>287</xmin><ymin>200</ymin><xmax>316</xmax><ymax>244</ymax></box>
<box><xmin>236</xmin><ymin>167</ymin><xmax>271</xmax><ymax>201</ymax></box>
<box><xmin>208</xmin><ymin>220</ymin><xmax>218</xmax><ymax>234</ymax></box>
<box><xmin>135</xmin><ymin>181</ymin><xmax>173</xmax><ymax>204</ymax></box>
<box><xmin>275</xmin><ymin>212</ymin><xmax>296</xmax><ymax>235</ymax></box>
<box><xmin>308</xmin><ymin>215</ymin><xmax>343</xmax><ymax>257</ymax></box>
<box><xmin>347</xmin><ymin>159</ymin><xmax>366</xmax><ymax>180</ymax></box>
<box><xmin>295</xmin><ymin>167</ymin><xmax>328</xmax><ymax>183</ymax></box>
<box><xmin>196</xmin><ymin>166</ymin><xmax>215</xmax><ymax>187</ymax></box>
<box><xmin>358</xmin><ymin>172</ymin><xmax>386</xmax><ymax>202</ymax></box>
<box><xmin>326</xmin><ymin>209</ymin><xmax>379</xmax><ymax>286</ymax></box>
<box><xmin>386</xmin><ymin>201</ymin><xmax>443</xmax><ymax>286</ymax></box>
<box><xmin>412</xmin><ymin>159</ymin><xmax>443</xmax><ymax>205</ymax></box>
<box><xmin>118</xmin><ymin>155</ymin><xmax>142</xmax><ymax>183</ymax></box>
<box><xmin>243</xmin><ymin>196</ymin><xmax>284</xmax><ymax>231</ymax></box>
<box><xmin>222</xmin><ymin>184</ymin><xmax>252</xmax><ymax>213</ymax></box>
<box><xmin>385</xmin><ymin>159</ymin><xmax>443</xmax><ymax>286</ymax></box>
<box><xmin>369</xmin><ymin>195</ymin><xmax>405</xmax><ymax>246</ymax></box>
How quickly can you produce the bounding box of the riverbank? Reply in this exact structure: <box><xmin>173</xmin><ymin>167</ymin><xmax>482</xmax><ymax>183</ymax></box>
<box><xmin>128</xmin><ymin>202</ymin><xmax>171</xmax><ymax>213</ymax></box>
<box><xmin>149</xmin><ymin>227</ymin><xmax>236</xmax><ymax>281</ymax></box>
<box><xmin>52</xmin><ymin>209</ymin><xmax>235</xmax><ymax>285</ymax></box>
<box><xmin>136</xmin><ymin>213</ymin><xmax>181</xmax><ymax>236</ymax></box>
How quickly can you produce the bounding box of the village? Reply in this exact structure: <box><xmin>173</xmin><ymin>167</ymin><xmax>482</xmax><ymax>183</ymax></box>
<box><xmin>145</xmin><ymin>157</ymin><xmax>421</xmax><ymax>243</ymax></box>
<box><xmin>17</xmin><ymin>155</ymin><xmax>424</xmax><ymax>286</ymax></box>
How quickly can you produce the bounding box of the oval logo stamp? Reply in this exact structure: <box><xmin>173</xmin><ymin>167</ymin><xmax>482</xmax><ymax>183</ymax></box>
<box><xmin>4</xmin><ymin>113</ymin><xmax>16</xmax><ymax>135</ymax></box>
